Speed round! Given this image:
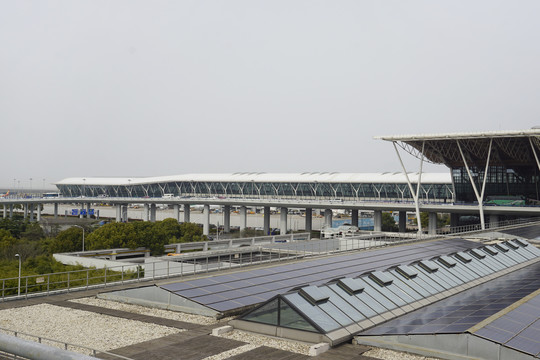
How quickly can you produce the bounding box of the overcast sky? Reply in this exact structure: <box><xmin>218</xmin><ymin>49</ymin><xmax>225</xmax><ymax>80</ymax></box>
<box><xmin>2</xmin><ymin>1</ymin><xmax>540</xmax><ymax>189</ymax></box>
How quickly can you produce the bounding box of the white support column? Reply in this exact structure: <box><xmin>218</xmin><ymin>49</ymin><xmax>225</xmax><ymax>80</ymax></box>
<box><xmin>29</xmin><ymin>204</ymin><xmax>34</xmax><ymax>222</ymax></box>
<box><xmin>223</xmin><ymin>205</ymin><xmax>230</xmax><ymax>232</ymax></box>
<box><xmin>324</xmin><ymin>209</ymin><xmax>333</xmax><ymax>228</ymax></box>
<box><xmin>456</xmin><ymin>139</ymin><xmax>492</xmax><ymax>230</ymax></box>
<box><xmin>174</xmin><ymin>204</ymin><xmax>180</xmax><ymax>222</ymax></box>
<box><xmin>116</xmin><ymin>204</ymin><xmax>122</xmax><ymax>222</ymax></box>
<box><xmin>184</xmin><ymin>205</ymin><xmax>191</xmax><ymax>223</ymax></box>
<box><xmin>37</xmin><ymin>204</ymin><xmax>41</xmax><ymax>222</ymax></box>
<box><xmin>489</xmin><ymin>214</ymin><xmax>499</xmax><ymax>229</ymax></box>
<box><xmin>143</xmin><ymin>204</ymin><xmax>149</xmax><ymax>221</ymax></box>
<box><xmin>150</xmin><ymin>204</ymin><xmax>156</xmax><ymax>222</ymax></box>
<box><xmin>54</xmin><ymin>203</ymin><xmax>58</xmax><ymax>219</ymax></box>
<box><xmin>280</xmin><ymin>207</ymin><xmax>288</xmax><ymax>235</ymax></box>
<box><xmin>24</xmin><ymin>203</ymin><xmax>28</xmax><ymax>220</ymax></box>
<box><xmin>240</xmin><ymin>206</ymin><xmax>247</xmax><ymax>231</ymax></box>
<box><xmin>9</xmin><ymin>204</ymin><xmax>13</xmax><ymax>219</ymax></box>
<box><xmin>305</xmin><ymin>208</ymin><xmax>313</xmax><ymax>232</ymax></box>
<box><xmin>351</xmin><ymin>209</ymin><xmax>358</xmax><ymax>228</ymax></box>
<box><xmin>373</xmin><ymin>210</ymin><xmax>382</xmax><ymax>232</ymax></box>
<box><xmin>398</xmin><ymin>211</ymin><xmax>407</xmax><ymax>232</ymax></box>
<box><xmin>2</xmin><ymin>205</ymin><xmax>6</xmax><ymax>219</ymax></box>
<box><xmin>122</xmin><ymin>205</ymin><xmax>128</xmax><ymax>222</ymax></box>
<box><xmin>203</xmin><ymin>204</ymin><xmax>210</xmax><ymax>235</ymax></box>
<box><xmin>393</xmin><ymin>141</ymin><xmax>425</xmax><ymax>234</ymax></box>
<box><xmin>79</xmin><ymin>203</ymin><xmax>84</xmax><ymax>219</ymax></box>
<box><xmin>86</xmin><ymin>203</ymin><xmax>91</xmax><ymax>219</ymax></box>
<box><xmin>263</xmin><ymin>206</ymin><xmax>271</xmax><ymax>235</ymax></box>
<box><xmin>428</xmin><ymin>212</ymin><xmax>437</xmax><ymax>235</ymax></box>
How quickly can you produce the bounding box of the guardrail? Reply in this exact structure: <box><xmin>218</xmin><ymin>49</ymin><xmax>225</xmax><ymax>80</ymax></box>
<box><xmin>0</xmin><ymin>326</ymin><xmax>133</xmax><ymax>359</ymax></box>
<box><xmin>1</xmin><ymin>218</ymin><xmax>539</xmax><ymax>302</ymax></box>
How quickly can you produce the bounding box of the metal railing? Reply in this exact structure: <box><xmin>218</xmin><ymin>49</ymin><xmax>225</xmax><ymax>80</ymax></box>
<box><xmin>1</xmin><ymin>218</ymin><xmax>538</xmax><ymax>302</ymax></box>
<box><xmin>0</xmin><ymin>326</ymin><xmax>133</xmax><ymax>359</ymax></box>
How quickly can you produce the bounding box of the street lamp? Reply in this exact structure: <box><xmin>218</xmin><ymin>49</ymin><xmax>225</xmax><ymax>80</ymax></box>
<box><xmin>73</xmin><ymin>225</ymin><xmax>85</xmax><ymax>252</ymax></box>
<box><xmin>15</xmin><ymin>254</ymin><xmax>21</xmax><ymax>296</ymax></box>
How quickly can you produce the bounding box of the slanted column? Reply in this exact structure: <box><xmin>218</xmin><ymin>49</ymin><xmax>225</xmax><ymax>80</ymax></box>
<box><xmin>36</xmin><ymin>204</ymin><xmax>41</xmax><ymax>222</ymax></box>
<box><xmin>54</xmin><ymin>203</ymin><xmax>58</xmax><ymax>219</ymax></box>
<box><xmin>280</xmin><ymin>207</ymin><xmax>288</xmax><ymax>235</ymax></box>
<box><xmin>240</xmin><ymin>206</ymin><xmax>247</xmax><ymax>231</ymax></box>
<box><xmin>428</xmin><ymin>212</ymin><xmax>437</xmax><ymax>235</ymax></box>
<box><xmin>373</xmin><ymin>210</ymin><xmax>382</xmax><ymax>232</ymax></box>
<box><xmin>489</xmin><ymin>214</ymin><xmax>499</xmax><ymax>229</ymax></box>
<box><xmin>143</xmin><ymin>204</ymin><xmax>149</xmax><ymax>221</ymax></box>
<box><xmin>398</xmin><ymin>211</ymin><xmax>407</xmax><ymax>232</ymax></box>
<box><xmin>24</xmin><ymin>203</ymin><xmax>28</xmax><ymax>220</ymax></box>
<box><xmin>174</xmin><ymin>204</ymin><xmax>180</xmax><ymax>222</ymax></box>
<box><xmin>184</xmin><ymin>205</ymin><xmax>190</xmax><ymax>222</ymax></box>
<box><xmin>150</xmin><ymin>204</ymin><xmax>156</xmax><ymax>222</ymax></box>
<box><xmin>116</xmin><ymin>204</ymin><xmax>122</xmax><ymax>222</ymax></box>
<box><xmin>324</xmin><ymin>209</ymin><xmax>333</xmax><ymax>228</ymax></box>
<box><xmin>203</xmin><ymin>204</ymin><xmax>210</xmax><ymax>235</ymax></box>
<box><xmin>351</xmin><ymin>209</ymin><xmax>358</xmax><ymax>228</ymax></box>
<box><xmin>223</xmin><ymin>205</ymin><xmax>230</xmax><ymax>232</ymax></box>
<box><xmin>305</xmin><ymin>208</ymin><xmax>312</xmax><ymax>232</ymax></box>
<box><xmin>263</xmin><ymin>206</ymin><xmax>271</xmax><ymax>235</ymax></box>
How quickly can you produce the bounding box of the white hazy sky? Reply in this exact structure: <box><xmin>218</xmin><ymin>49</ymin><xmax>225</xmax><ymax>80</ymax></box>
<box><xmin>2</xmin><ymin>1</ymin><xmax>540</xmax><ymax>189</ymax></box>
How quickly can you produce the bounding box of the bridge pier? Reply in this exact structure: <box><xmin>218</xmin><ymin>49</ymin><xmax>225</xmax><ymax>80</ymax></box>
<box><xmin>2</xmin><ymin>205</ymin><xmax>6</xmax><ymax>219</ymax></box>
<box><xmin>29</xmin><ymin>204</ymin><xmax>34</xmax><ymax>222</ymax></box>
<box><xmin>428</xmin><ymin>212</ymin><xmax>437</xmax><ymax>235</ymax></box>
<box><xmin>324</xmin><ymin>209</ymin><xmax>332</xmax><ymax>228</ymax></box>
<box><xmin>116</xmin><ymin>204</ymin><xmax>122</xmax><ymax>222</ymax></box>
<box><xmin>122</xmin><ymin>205</ymin><xmax>128</xmax><ymax>222</ymax></box>
<box><xmin>263</xmin><ymin>206</ymin><xmax>270</xmax><ymax>235</ymax></box>
<box><xmin>305</xmin><ymin>208</ymin><xmax>312</xmax><ymax>232</ymax></box>
<box><xmin>150</xmin><ymin>204</ymin><xmax>156</xmax><ymax>222</ymax></box>
<box><xmin>184</xmin><ymin>205</ymin><xmax>190</xmax><ymax>222</ymax></box>
<box><xmin>399</xmin><ymin>211</ymin><xmax>407</xmax><ymax>232</ymax></box>
<box><xmin>24</xmin><ymin>203</ymin><xmax>28</xmax><ymax>220</ymax></box>
<box><xmin>37</xmin><ymin>204</ymin><xmax>41</xmax><ymax>222</ymax></box>
<box><xmin>240</xmin><ymin>206</ymin><xmax>247</xmax><ymax>231</ymax></box>
<box><xmin>54</xmin><ymin>203</ymin><xmax>58</xmax><ymax>219</ymax></box>
<box><xmin>203</xmin><ymin>204</ymin><xmax>210</xmax><ymax>235</ymax></box>
<box><xmin>351</xmin><ymin>209</ymin><xmax>358</xmax><ymax>228</ymax></box>
<box><xmin>280</xmin><ymin>207</ymin><xmax>288</xmax><ymax>235</ymax></box>
<box><xmin>9</xmin><ymin>204</ymin><xmax>13</xmax><ymax>219</ymax></box>
<box><xmin>373</xmin><ymin>210</ymin><xmax>382</xmax><ymax>232</ymax></box>
<box><xmin>174</xmin><ymin>204</ymin><xmax>180</xmax><ymax>222</ymax></box>
<box><xmin>143</xmin><ymin>204</ymin><xmax>149</xmax><ymax>221</ymax></box>
<box><xmin>224</xmin><ymin>205</ymin><xmax>230</xmax><ymax>232</ymax></box>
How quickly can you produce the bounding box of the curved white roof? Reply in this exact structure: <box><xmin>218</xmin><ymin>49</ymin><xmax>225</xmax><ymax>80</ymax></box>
<box><xmin>375</xmin><ymin>128</ymin><xmax>540</xmax><ymax>141</ymax></box>
<box><xmin>55</xmin><ymin>172</ymin><xmax>451</xmax><ymax>186</ymax></box>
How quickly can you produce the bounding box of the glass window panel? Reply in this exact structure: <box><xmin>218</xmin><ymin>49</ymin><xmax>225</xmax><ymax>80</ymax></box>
<box><xmin>359</xmin><ymin>277</ymin><xmax>406</xmax><ymax>308</ymax></box>
<box><xmin>283</xmin><ymin>293</ymin><xmax>340</xmax><ymax>332</ymax></box>
<box><xmin>386</xmin><ymin>272</ymin><xmax>425</xmax><ymax>300</ymax></box>
<box><xmin>278</xmin><ymin>298</ymin><xmax>319</xmax><ymax>332</ymax></box>
<box><xmin>327</xmin><ymin>283</ymin><xmax>377</xmax><ymax>318</ymax></box>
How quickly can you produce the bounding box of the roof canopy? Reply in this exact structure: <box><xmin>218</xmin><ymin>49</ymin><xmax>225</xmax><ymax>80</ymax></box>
<box><xmin>376</xmin><ymin>129</ymin><xmax>540</xmax><ymax>168</ymax></box>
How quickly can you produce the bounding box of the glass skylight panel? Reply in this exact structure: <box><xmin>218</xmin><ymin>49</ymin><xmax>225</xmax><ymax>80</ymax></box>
<box><xmin>369</xmin><ymin>271</ymin><xmax>394</xmax><ymax>286</ymax></box>
<box><xmin>356</xmin><ymin>277</ymin><xmax>400</xmax><ymax>310</ymax></box>
<box><xmin>299</xmin><ymin>286</ymin><xmax>330</xmax><ymax>304</ymax></box>
<box><xmin>317</xmin><ymin>286</ymin><xmax>366</xmax><ymax>324</ymax></box>
<box><xmin>327</xmin><ymin>283</ymin><xmax>378</xmax><ymax>318</ymax></box>
<box><xmin>413</xmin><ymin>263</ymin><xmax>454</xmax><ymax>290</ymax></box>
<box><xmin>337</xmin><ymin>278</ymin><xmax>364</xmax><ymax>295</ymax></box>
<box><xmin>282</xmin><ymin>293</ymin><xmax>340</xmax><ymax>332</ymax></box>
<box><xmin>385</xmin><ymin>272</ymin><xmax>424</xmax><ymax>301</ymax></box>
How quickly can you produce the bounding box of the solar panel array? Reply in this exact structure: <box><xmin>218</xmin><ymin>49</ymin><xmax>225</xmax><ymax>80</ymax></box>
<box><xmin>160</xmin><ymin>238</ymin><xmax>477</xmax><ymax>312</ymax></box>
<box><xmin>242</xmin><ymin>239</ymin><xmax>540</xmax><ymax>337</ymax></box>
<box><xmin>501</xmin><ymin>224</ymin><xmax>540</xmax><ymax>241</ymax></box>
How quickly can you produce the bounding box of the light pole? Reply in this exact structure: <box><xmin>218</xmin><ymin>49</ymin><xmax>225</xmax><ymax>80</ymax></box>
<box><xmin>15</xmin><ymin>254</ymin><xmax>21</xmax><ymax>296</ymax></box>
<box><xmin>74</xmin><ymin>225</ymin><xmax>85</xmax><ymax>252</ymax></box>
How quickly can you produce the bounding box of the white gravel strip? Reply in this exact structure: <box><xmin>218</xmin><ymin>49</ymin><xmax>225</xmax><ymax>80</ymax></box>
<box><xmin>70</xmin><ymin>297</ymin><xmax>222</xmax><ymax>325</ymax></box>
<box><xmin>365</xmin><ymin>348</ymin><xmax>441</xmax><ymax>360</ymax></box>
<box><xmin>0</xmin><ymin>304</ymin><xmax>182</xmax><ymax>355</ymax></box>
<box><xmin>200</xmin><ymin>344</ymin><xmax>259</xmax><ymax>360</ymax></box>
<box><xmin>216</xmin><ymin>329</ymin><xmax>311</xmax><ymax>355</ymax></box>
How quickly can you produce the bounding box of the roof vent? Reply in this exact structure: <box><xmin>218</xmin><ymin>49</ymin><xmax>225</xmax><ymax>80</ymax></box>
<box><xmin>504</xmin><ymin>240</ymin><xmax>519</xmax><ymax>250</ymax></box>
<box><xmin>369</xmin><ymin>271</ymin><xmax>393</xmax><ymax>286</ymax></box>
<box><xmin>299</xmin><ymin>286</ymin><xmax>329</xmax><ymax>304</ymax></box>
<box><xmin>512</xmin><ymin>238</ymin><xmax>528</xmax><ymax>247</ymax></box>
<box><xmin>337</xmin><ymin>278</ymin><xmax>364</xmax><ymax>295</ymax></box>
<box><xmin>495</xmin><ymin>243</ymin><xmax>510</xmax><ymax>252</ymax></box>
<box><xmin>470</xmin><ymin>248</ymin><xmax>486</xmax><ymax>259</ymax></box>
<box><xmin>455</xmin><ymin>252</ymin><xmax>473</xmax><ymax>263</ymax></box>
<box><xmin>484</xmin><ymin>246</ymin><xmax>499</xmax><ymax>256</ymax></box>
<box><xmin>438</xmin><ymin>255</ymin><xmax>457</xmax><ymax>268</ymax></box>
<box><xmin>396</xmin><ymin>265</ymin><xmax>418</xmax><ymax>279</ymax></box>
<box><xmin>419</xmin><ymin>260</ymin><xmax>439</xmax><ymax>273</ymax></box>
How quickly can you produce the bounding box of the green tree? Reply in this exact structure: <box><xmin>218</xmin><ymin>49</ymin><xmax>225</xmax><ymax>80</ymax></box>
<box><xmin>46</xmin><ymin>227</ymin><xmax>84</xmax><ymax>254</ymax></box>
<box><xmin>381</xmin><ymin>213</ymin><xmax>398</xmax><ymax>232</ymax></box>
